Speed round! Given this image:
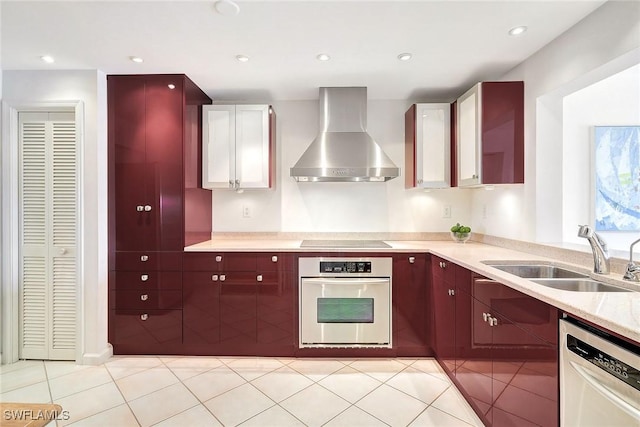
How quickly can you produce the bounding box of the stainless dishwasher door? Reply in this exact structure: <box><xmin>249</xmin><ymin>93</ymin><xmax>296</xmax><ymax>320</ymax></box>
<box><xmin>560</xmin><ymin>319</ymin><xmax>640</xmax><ymax>426</ymax></box>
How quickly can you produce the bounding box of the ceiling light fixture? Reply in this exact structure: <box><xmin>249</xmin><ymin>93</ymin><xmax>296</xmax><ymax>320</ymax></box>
<box><xmin>397</xmin><ymin>53</ymin><xmax>413</xmax><ymax>61</ymax></box>
<box><xmin>508</xmin><ymin>26</ymin><xmax>528</xmax><ymax>36</ymax></box>
<box><xmin>316</xmin><ymin>53</ymin><xmax>331</xmax><ymax>62</ymax></box>
<box><xmin>130</xmin><ymin>56</ymin><xmax>143</xmax><ymax>63</ymax></box>
<box><xmin>236</xmin><ymin>54</ymin><xmax>249</xmax><ymax>62</ymax></box>
<box><xmin>40</xmin><ymin>55</ymin><xmax>55</xmax><ymax>63</ymax></box>
<box><xmin>214</xmin><ymin>0</ymin><xmax>240</xmax><ymax>16</ymax></box>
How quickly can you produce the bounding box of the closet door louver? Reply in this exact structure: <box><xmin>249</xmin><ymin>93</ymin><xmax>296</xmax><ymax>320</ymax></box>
<box><xmin>19</xmin><ymin>113</ymin><xmax>77</xmax><ymax>360</ymax></box>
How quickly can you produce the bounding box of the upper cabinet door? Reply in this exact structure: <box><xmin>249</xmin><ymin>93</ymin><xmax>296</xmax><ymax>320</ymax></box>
<box><xmin>203</xmin><ymin>105</ymin><xmax>236</xmax><ymax>189</ymax></box>
<box><xmin>409</xmin><ymin>103</ymin><xmax>451</xmax><ymax>189</ymax></box>
<box><xmin>457</xmin><ymin>84</ymin><xmax>481</xmax><ymax>187</ymax></box>
<box><xmin>236</xmin><ymin>105</ymin><xmax>271</xmax><ymax>189</ymax></box>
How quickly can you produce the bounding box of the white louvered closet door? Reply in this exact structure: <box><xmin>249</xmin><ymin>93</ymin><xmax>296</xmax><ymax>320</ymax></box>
<box><xmin>19</xmin><ymin>112</ymin><xmax>77</xmax><ymax>360</ymax></box>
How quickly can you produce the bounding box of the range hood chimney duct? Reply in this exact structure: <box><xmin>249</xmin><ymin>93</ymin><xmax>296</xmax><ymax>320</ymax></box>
<box><xmin>290</xmin><ymin>87</ymin><xmax>400</xmax><ymax>182</ymax></box>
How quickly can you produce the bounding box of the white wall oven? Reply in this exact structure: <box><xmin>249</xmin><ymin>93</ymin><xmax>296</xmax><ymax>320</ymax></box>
<box><xmin>299</xmin><ymin>257</ymin><xmax>392</xmax><ymax>348</ymax></box>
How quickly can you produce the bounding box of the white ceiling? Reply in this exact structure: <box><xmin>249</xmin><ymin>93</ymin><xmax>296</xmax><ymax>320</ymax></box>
<box><xmin>1</xmin><ymin>0</ymin><xmax>607</xmax><ymax>101</ymax></box>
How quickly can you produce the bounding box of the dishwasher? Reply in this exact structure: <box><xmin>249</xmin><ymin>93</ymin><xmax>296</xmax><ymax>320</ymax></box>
<box><xmin>560</xmin><ymin>318</ymin><xmax>640</xmax><ymax>426</ymax></box>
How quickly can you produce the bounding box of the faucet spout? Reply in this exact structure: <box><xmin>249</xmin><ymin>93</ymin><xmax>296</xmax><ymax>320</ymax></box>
<box><xmin>577</xmin><ymin>225</ymin><xmax>610</xmax><ymax>274</ymax></box>
<box><xmin>623</xmin><ymin>237</ymin><xmax>640</xmax><ymax>282</ymax></box>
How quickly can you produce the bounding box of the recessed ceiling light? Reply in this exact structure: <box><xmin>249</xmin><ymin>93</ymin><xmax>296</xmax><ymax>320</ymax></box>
<box><xmin>508</xmin><ymin>26</ymin><xmax>528</xmax><ymax>36</ymax></box>
<box><xmin>236</xmin><ymin>54</ymin><xmax>249</xmax><ymax>62</ymax></box>
<box><xmin>397</xmin><ymin>53</ymin><xmax>413</xmax><ymax>61</ymax></box>
<box><xmin>41</xmin><ymin>55</ymin><xmax>54</xmax><ymax>63</ymax></box>
<box><xmin>214</xmin><ymin>0</ymin><xmax>240</xmax><ymax>16</ymax></box>
<box><xmin>130</xmin><ymin>56</ymin><xmax>143</xmax><ymax>63</ymax></box>
<box><xmin>316</xmin><ymin>53</ymin><xmax>331</xmax><ymax>62</ymax></box>
<box><xmin>167</xmin><ymin>84</ymin><xmax>176</xmax><ymax>90</ymax></box>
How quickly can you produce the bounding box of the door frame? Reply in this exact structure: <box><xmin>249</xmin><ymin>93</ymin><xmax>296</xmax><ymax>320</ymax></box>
<box><xmin>1</xmin><ymin>100</ymin><xmax>85</xmax><ymax>364</ymax></box>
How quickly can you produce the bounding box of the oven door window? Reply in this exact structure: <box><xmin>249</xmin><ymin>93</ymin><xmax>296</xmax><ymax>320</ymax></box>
<box><xmin>317</xmin><ymin>298</ymin><xmax>374</xmax><ymax>323</ymax></box>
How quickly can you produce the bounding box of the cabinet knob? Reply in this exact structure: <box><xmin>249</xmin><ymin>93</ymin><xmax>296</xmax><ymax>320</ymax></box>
<box><xmin>140</xmin><ymin>294</ymin><xmax>148</xmax><ymax>301</ymax></box>
<box><xmin>483</xmin><ymin>312</ymin><xmax>490</xmax><ymax>322</ymax></box>
<box><xmin>257</xmin><ymin>274</ymin><xmax>263</xmax><ymax>282</ymax></box>
<box><xmin>408</xmin><ymin>256</ymin><xmax>415</xmax><ymax>264</ymax></box>
<box><xmin>440</xmin><ymin>261</ymin><xmax>446</xmax><ymax>269</ymax></box>
<box><xmin>141</xmin><ymin>274</ymin><xmax>149</xmax><ymax>282</ymax></box>
<box><xmin>215</xmin><ymin>255</ymin><xmax>222</xmax><ymax>263</ymax></box>
<box><xmin>140</xmin><ymin>314</ymin><xmax>148</xmax><ymax>321</ymax></box>
<box><xmin>271</xmin><ymin>255</ymin><xmax>278</xmax><ymax>263</ymax></box>
<box><xmin>140</xmin><ymin>255</ymin><xmax>149</xmax><ymax>262</ymax></box>
<box><xmin>136</xmin><ymin>205</ymin><xmax>144</xmax><ymax>212</ymax></box>
<box><xmin>144</xmin><ymin>205</ymin><xmax>152</xmax><ymax>212</ymax></box>
<box><xmin>490</xmin><ymin>317</ymin><xmax>498</xmax><ymax>327</ymax></box>
<box><xmin>448</xmin><ymin>289</ymin><xmax>455</xmax><ymax>296</ymax></box>
<box><xmin>220</xmin><ymin>275</ymin><xmax>226</xmax><ymax>282</ymax></box>
<box><xmin>211</xmin><ymin>274</ymin><xmax>219</xmax><ymax>281</ymax></box>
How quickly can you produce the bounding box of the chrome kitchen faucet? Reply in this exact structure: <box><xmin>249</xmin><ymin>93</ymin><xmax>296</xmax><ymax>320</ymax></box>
<box><xmin>578</xmin><ymin>225</ymin><xmax>610</xmax><ymax>274</ymax></box>
<box><xmin>623</xmin><ymin>236</ymin><xmax>640</xmax><ymax>282</ymax></box>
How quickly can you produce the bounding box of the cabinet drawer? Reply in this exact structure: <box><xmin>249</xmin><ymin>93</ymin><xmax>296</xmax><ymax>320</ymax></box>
<box><xmin>112</xmin><ymin>271</ymin><xmax>182</xmax><ymax>290</ymax></box>
<box><xmin>431</xmin><ymin>255</ymin><xmax>455</xmax><ymax>283</ymax></box>
<box><xmin>115</xmin><ymin>251</ymin><xmax>182</xmax><ymax>271</ymax></box>
<box><xmin>110</xmin><ymin>290</ymin><xmax>182</xmax><ymax>310</ymax></box>
<box><xmin>110</xmin><ymin>309</ymin><xmax>182</xmax><ymax>347</ymax></box>
<box><xmin>183</xmin><ymin>252</ymin><xmax>258</xmax><ymax>271</ymax></box>
<box><xmin>257</xmin><ymin>253</ymin><xmax>293</xmax><ymax>272</ymax></box>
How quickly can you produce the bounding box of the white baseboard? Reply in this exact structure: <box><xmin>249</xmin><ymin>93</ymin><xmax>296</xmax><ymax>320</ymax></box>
<box><xmin>80</xmin><ymin>344</ymin><xmax>113</xmax><ymax>365</ymax></box>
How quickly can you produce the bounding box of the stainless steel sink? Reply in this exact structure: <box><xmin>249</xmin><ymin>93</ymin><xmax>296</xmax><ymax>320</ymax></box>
<box><xmin>531</xmin><ymin>278</ymin><xmax>631</xmax><ymax>292</ymax></box>
<box><xmin>485</xmin><ymin>263</ymin><xmax>588</xmax><ymax>279</ymax></box>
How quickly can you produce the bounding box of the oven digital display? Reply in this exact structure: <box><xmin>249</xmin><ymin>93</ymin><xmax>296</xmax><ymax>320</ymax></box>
<box><xmin>320</xmin><ymin>261</ymin><xmax>372</xmax><ymax>273</ymax></box>
<box><xmin>317</xmin><ymin>298</ymin><xmax>374</xmax><ymax>323</ymax></box>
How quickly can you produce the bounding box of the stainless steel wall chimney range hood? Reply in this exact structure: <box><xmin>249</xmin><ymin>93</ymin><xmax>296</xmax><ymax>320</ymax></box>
<box><xmin>290</xmin><ymin>87</ymin><xmax>400</xmax><ymax>182</ymax></box>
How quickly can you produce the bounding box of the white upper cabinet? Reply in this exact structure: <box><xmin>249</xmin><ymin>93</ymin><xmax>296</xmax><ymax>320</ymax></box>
<box><xmin>202</xmin><ymin>104</ymin><xmax>275</xmax><ymax>190</ymax></box>
<box><xmin>405</xmin><ymin>103</ymin><xmax>451</xmax><ymax>189</ymax></box>
<box><xmin>457</xmin><ymin>84</ymin><xmax>481</xmax><ymax>187</ymax></box>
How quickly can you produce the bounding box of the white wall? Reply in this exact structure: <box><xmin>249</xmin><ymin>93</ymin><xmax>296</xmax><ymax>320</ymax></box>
<box><xmin>474</xmin><ymin>0</ymin><xmax>640</xmax><ymax>247</ymax></box>
<box><xmin>2</xmin><ymin>70</ymin><xmax>110</xmax><ymax>364</ymax></box>
<box><xmin>212</xmin><ymin>99</ymin><xmax>472</xmax><ymax>233</ymax></box>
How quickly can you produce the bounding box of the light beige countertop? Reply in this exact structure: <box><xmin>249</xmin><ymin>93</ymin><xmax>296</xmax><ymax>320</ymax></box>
<box><xmin>185</xmin><ymin>239</ymin><xmax>640</xmax><ymax>344</ymax></box>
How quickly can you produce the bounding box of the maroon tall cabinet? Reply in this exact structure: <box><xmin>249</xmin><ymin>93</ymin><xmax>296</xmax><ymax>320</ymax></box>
<box><xmin>108</xmin><ymin>74</ymin><xmax>212</xmax><ymax>354</ymax></box>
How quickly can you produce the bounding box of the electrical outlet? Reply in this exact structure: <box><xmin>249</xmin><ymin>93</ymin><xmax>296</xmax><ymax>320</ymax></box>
<box><xmin>442</xmin><ymin>205</ymin><xmax>451</xmax><ymax>218</ymax></box>
<box><xmin>242</xmin><ymin>205</ymin><xmax>251</xmax><ymax>218</ymax></box>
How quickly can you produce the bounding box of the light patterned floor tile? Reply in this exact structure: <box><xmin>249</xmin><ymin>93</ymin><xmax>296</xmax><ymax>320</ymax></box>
<box><xmin>56</xmin><ymin>382</ymin><xmax>125</xmax><ymax>427</ymax></box>
<box><xmin>409</xmin><ymin>406</ymin><xmax>475</xmax><ymax>426</ymax></box>
<box><xmin>204</xmin><ymin>383</ymin><xmax>275</xmax><ymax>427</ymax></box>
<box><xmin>225</xmin><ymin>358</ymin><xmax>284</xmax><ymax>381</ymax></box>
<box><xmin>318</xmin><ymin>366</ymin><xmax>382</xmax><ymax>403</ymax></box>
<box><xmin>323</xmin><ymin>406</ymin><xmax>388</xmax><ymax>427</ymax></box>
<box><xmin>105</xmin><ymin>357</ymin><xmax>163</xmax><ymax>369</ymax></box>
<box><xmin>350</xmin><ymin>359</ymin><xmax>406</xmax><ymax>382</ymax></box>
<box><xmin>251</xmin><ymin>366</ymin><xmax>314</xmax><ymax>402</ymax></box>
<box><xmin>287</xmin><ymin>359</ymin><xmax>345</xmax><ymax>381</ymax></box>
<box><xmin>0</xmin><ymin>380</ymin><xmax>51</xmax><ymax>403</ymax></box>
<box><xmin>386</xmin><ymin>366</ymin><xmax>451</xmax><ymax>404</ymax></box>
<box><xmin>116</xmin><ymin>366</ymin><xmax>179</xmax><ymax>401</ymax></box>
<box><xmin>0</xmin><ymin>363</ymin><xmax>47</xmax><ymax>393</ymax></box>
<box><xmin>44</xmin><ymin>361</ymin><xmax>91</xmax><ymax>380</ymax></box>
<box><xmin>183</xmin><ymin>366</ymin><xmax>246</xmax><ymax>402</ymax></box>
<box><xmin>239</xmin><ymin>405</ymin><xmax>305</xmax><ymax>427</ymax></box>
<box><xmin>355</xmin><ymin>384</ymin><xmax>428</xmax><ymax>427</ymax></box>
<box><xmin>153</xmin><ymin>404</ymin><xmax>222</xmax><ymax>427</ymax></box>
<box><xmin>0</xmin><ymin>360</ymin><xmax>43</xmax><ymax>375</ymax></box>
<box><xmin>66</xmin><ymin>403</ymin><xmax>139</xmax><ymax>427</ymax></box>
<box><xmin>280</xmin><ymin>384</ymin><xmax>350</xmax><ymax>427</ymax></box>
<box><xmin>430</xmin><ymin>386</ymin><xmax>484</xmax><ymax>427</ymax></box>
<box><xmin>164</xmin><ymin>357</ymin><xmax>224</xmax><ymax>370</ymax></box>
<box><xmin>128</xmin><ymin>383</ymin><xmax>199</xmax><ymax>427</ymax></box>
<box><xmin>49</xmin><ymin>366</ymin><xmax>112</xmax><ymax>400</ymax></box>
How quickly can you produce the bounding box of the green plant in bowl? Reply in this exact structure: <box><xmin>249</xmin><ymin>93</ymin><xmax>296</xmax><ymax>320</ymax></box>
<box><xmin>450</xmin><ymin>223</ymin><xmax>471</xmax><ymax>243</ymax></box>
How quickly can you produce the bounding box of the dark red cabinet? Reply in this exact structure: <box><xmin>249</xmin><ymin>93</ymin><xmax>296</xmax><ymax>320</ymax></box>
<box><xmin>431</xmin><ymin>255</ymin><xmax>458</xmax><ymax>375</ymax></box>
<box><xmin>108</xmin><ymin>74</ymin><xmax>212</xmax><ymax>354</ymax></box>
<box><xmin>393</xmin><ymin>254</ymin><xmax>430</xmax><ymax>356</ymax></box>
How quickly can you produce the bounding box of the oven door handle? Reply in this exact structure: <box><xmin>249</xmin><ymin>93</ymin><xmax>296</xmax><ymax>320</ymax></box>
<box><xmin>302</xmin><ymin>278</ymin><xmax>389</xmax><ymax>285</ymax></box>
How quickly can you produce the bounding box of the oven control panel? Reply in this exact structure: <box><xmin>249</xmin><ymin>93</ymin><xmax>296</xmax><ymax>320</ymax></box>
<box><xmin>320</xmin><ymin>261</ymin><xmax>372</xmax><ymax>274</ymax></box>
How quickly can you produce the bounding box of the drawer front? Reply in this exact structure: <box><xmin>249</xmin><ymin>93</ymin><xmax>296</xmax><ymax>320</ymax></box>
<box><xmin>112</xmin><ymin>271</ymin><xmax>182</xmax><ymax>290</ymax></box>
<box><xmin>257</xmin><ymin>253</ymin><xmax>292</xmax><ymax>272</ymax></box>
<box><xmin>184</xmin><ymin>252</ymin><xmax>259</xmax><ymax>272</ymax></box>
<box><xmin>110</xmin><ymin>290</ymin><xmax>182</xmax><ymax>310</ymax></box>
<box><xmin>110</xmin><ymin>309</ymin><xmax>182</xmax><ymax>347</ymax></box>
<box><xmin>115</xmin><ymin>251</ymin><xmax>182</xmax><ymax>271</ymax></box>
<box><xmin>431</xmin><ymin>255</ymin><xmax>455</xmax><ymax>284</ymax></box>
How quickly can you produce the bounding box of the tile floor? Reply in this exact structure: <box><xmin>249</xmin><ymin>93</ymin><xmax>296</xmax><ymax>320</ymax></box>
<box><xmin>0</xmin><ymin>356</ymin><xmax>484</xmax><ymax>427</ymax></box>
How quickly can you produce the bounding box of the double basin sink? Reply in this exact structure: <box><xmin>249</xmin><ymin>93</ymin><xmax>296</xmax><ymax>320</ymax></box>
<box><xmin>483</xmin><ymin>262</ymin><xmax>631</xmax><ymax>292</ymax></box>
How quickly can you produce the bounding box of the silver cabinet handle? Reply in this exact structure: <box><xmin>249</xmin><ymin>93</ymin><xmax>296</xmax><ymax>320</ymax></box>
<box><xmin>211</xmin><ymin>275</ymin><xmax>219</xmax><ymax>281</ymax></box>
<box><xmin>136</xmin><ymin>205</ymin><xmax>144</xmax><ymax>212</ymax></box>
<box><xmin>490</xmin><ymin>317</ymin><xmax>498</xmax><ymax>327</ymax></box>
<box><xmin>271</xmin><ymin>256</ymin><xmax>278</xmax><ymax>263</ymax></box>
<box><xmin>140</xmin><ymin>314</ymin><xmax>148</xmax><ymax>321</ymax></box>
<box><xmin>257</xmin><ymin>275</ymin><xmax>263</xmax><ymax>282</ymax></box>
<box><xmin>140</xmin><ymin>294</ymin><xmax>148</xmax><ymax>301</ymax></box>
<box><xmin>140</xmin><ymin>255</ymin><xmax>149</xmax><ymax>262</ymax></box>
<box><xmin>448</xmin><ymin>289</ymin><xmax>455</xmax><ymax>296</ymax></box>
<box><xmin>144</xmin><ymin>205</ymin><xmax>152</xmax><ymax>212</ymax></box>
<box><xmin>141</xmin><ymin>274</ymin><xmax>149</xmax><ymax>282</ymax></box>
<box><xmin>220</xmin><ymin>275</ymin><xmax>226</xmax><ymax>282</ymax></box>
<box><xmin>215</xmin><ymin>255</ymin><xmax>222</xmax><ymax>263</ymax></box>
<box><xmin>440</xmin><ymin>261</ymin><xmax>446</xmax><ymax>268</ymax></box>
<box><xmin>229</xmin><ymin>180</ymin><xmax>234</xmax><ymax>188</ymax></box>
<box><xmin>483</xmin><ymin>312</ymin><xmax>490</xmax><ymax>322</ymax></box>
<box><xmin>409</xmin><ymin>256</ymin><xmax>415</xmax><ymax>264</ymax></box>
